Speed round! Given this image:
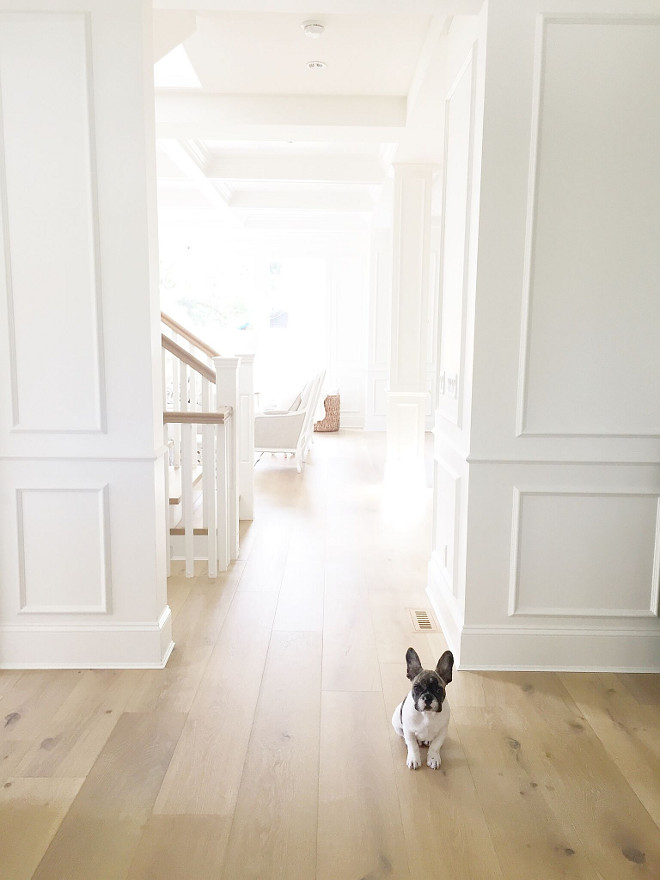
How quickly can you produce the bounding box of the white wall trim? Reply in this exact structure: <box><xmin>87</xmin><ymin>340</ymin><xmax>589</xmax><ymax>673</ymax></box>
<box><xmin>508</xmin><ymin>488</ymin><xmax>660</xmax><ymax>619</ymax></box>
<box><xmin>2</xmin><ymin>12</ymin><xmax>107</xmax><ymax>435</ymax></box>
<box><xmin>516</xmin><ymin>12</ymin><xmax>660</xmax><ymax>440</ymax></box>
<box><xmin>436</xmin><ymin>44</ymin><xmax>477</xmax><ymax>430</ymax></box>
<box><xmin>427</xmin><ymin>554</ymin><xmax>464</xmax><ymax>665</ymax></box>
<box><xmin>457</xmin><ymin>623</ymin><xmax>660</xmax><ymax>672</ymax></box>
<box><xmin>466</xmin><ymin>457</ymin><xmax>660</xmax><ymax>466</ymax></box>
<box><xmin>17</xmin><ymin>484</ymin><xmax>112</xmax><ymax>614</ymax></box>
<box><xmin>0</xmin><ymin>50</ymin><xmax>18</xmax><ymax>429</ymax></box>
<box><xmin>1</xmin><ymin>448</ymin><xmax>169</xmax><ymax>462</ymax></box>
<box><xmin>0</xmin><ymin>605</ymin><xmax>173</xmax><ymax>669</ymax></box>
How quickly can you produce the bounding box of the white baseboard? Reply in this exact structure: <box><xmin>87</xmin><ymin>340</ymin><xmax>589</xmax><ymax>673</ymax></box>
<box><xmin>0</xmin><ymin>606</ymin><xmax>174</xmax><ymax>669</ymax></box>
<box><xmin>427</xmin><ymin>557</ymin><xmax>660</xmax><ymax>671</ymax></box>
<box><xmin>457</xmin><ymin>625</ymin><xmax>660</xmax><ymax>672</ymax></box>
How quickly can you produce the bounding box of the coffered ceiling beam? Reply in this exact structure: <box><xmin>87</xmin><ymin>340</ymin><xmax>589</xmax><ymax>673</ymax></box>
<box><xmin>205</xmin><ymin>154</ymin><xmax>387</xmax><ymax>185</ymax></box>
<box><xmin>158</xmin><ymin>139</ymin><xmax>242</xmax><ymax>224</ymax></box>
<box><xmin>154</xmin><ymin>0</ymin><xmax>483</xmax><ymax>13</ymax></box>
<box><xmin>155</xmin><ymin>94</ymin><xmax>406</xmax><ymax>141</ymax></box>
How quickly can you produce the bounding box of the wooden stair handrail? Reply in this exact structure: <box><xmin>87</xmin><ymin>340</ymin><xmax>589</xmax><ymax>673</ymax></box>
<box><xmin>161</xmin><ymin>311</ymin><xmax>219</xmax><ymax>359</ymax></box>
<box><xmin>162</xmin><ymin>334</ymin><xmax>216</xmax><ymax>383</ymax></box>
<box><xmin>164</xmin><ymin>408</ymin><xmax>231</xmax><ymax>424</ymax></box>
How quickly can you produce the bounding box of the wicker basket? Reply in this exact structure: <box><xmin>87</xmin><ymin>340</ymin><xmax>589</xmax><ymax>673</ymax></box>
<box><xmin>314</xmin><ymin>394</ymin><xmax>340</xmax><ymax>432</ymax></box>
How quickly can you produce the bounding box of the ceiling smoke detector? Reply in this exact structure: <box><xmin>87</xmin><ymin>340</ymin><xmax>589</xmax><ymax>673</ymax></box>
<box><xmin>307</xmin><ymin>60</ymin><xmax>326</xmax><ymax>70</ymax></box>
<box><xmin>301</xmin><ymin>20</ymin><xmax>325</xmax><ymax>39</ymax></box>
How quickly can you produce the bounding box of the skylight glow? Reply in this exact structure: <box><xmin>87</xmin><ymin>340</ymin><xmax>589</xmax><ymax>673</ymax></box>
<box><xmin>154</xmin><ymin>45</ymin><xmax>201</xmax><ymax>89</ymax></box>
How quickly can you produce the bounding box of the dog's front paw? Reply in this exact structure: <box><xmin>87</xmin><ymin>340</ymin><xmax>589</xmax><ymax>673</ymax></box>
<box><xmin>427</xmin><ymin>753</ymin><xmax>441</xmax><ymax>769</ymax></box>
<box><xmin>406</xmin><ymin>752</ymin><xmax>421</xmax><ymax>770</ymax></box>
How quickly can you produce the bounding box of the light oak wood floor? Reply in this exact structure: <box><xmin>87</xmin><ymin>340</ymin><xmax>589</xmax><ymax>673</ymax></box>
<box><xmin>1</xmin><ymin>431</ymin><xmax>659</xmax><ymax>879</ymax></box>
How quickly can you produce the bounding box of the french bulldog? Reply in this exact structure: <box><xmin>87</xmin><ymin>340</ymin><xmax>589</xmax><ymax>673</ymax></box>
<box><xmin>392</xmin><ymin>647</ymin><xmax>454</xmax><ymax>770</ymax></box>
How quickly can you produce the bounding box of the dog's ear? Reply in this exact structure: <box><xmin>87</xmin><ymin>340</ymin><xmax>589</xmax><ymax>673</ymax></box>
<box><xmin>406</xmin><ymin>647</ymin><xmax>423</xmax><ymax>681</ymax></box>
<box><xmin>436</xmin><ymin>650</ymin><xmax>454</xmax><ymax>685</ymax></box>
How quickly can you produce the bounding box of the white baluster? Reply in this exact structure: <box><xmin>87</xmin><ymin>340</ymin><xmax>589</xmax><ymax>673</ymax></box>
<box><xmin>164</xmin><ymin>424</ymin><xmax>171</xmax><ymax>577</ymax></box>
<box><xmin>182</xmin><ymin>420</ymin><xmax>195</xmax><ymax>578</ymax></box>
<box><xmin>180</xmin><ymin>360</ymin><xmax>188</xmax><ymax>411</ymax></box>
<box><xmin>216</xmin><ymin>414</ymin><xmax>230</xmax><ymax>571</ymax></box>
<box><xmin>172</xmin><ymin>351</ymin><xmax>181</xmax><ymax>467</ymax></box>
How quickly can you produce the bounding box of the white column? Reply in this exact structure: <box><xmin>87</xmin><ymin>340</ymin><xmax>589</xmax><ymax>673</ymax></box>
<box><xmin>213</xmin><ymin>356</ymin><xmax>240</xmax><ymax>560</ymax></box>
<box><xmin>364</xmin><ymin>228</ymin><xmax>392</xmax><ymax>432</ymax></box>
<box><xmin>387</xmin><ymin>164</ymin><xmax>434</xmax><ymax>480</ymax></box>
<box><xmin>0</xmin><ymin>0</ymin><xmax>172</xmax><ymax>668</ymax></box>
<box><xmin>427</xmin><ymin>0</ymin><xmax>660</xmax><ymax>672</ymax></box>
<box><xmin>236</xmin><ymin>354</ymin><xmax>255</xmax><ymax>521</ymax></box>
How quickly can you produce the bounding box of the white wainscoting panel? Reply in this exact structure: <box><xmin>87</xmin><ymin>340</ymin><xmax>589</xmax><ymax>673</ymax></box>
<box><xmin>17</xmin><ymin>486</ymin><xmax>110</xmax><ymax>614</ymax></box>
<box><xmin>519</xmin><ymin>16</ymin><xmax>660</xmax><ymax>437</ymax></box>
<box><xmin>433</xmin><ymin>458</ymin><xmax>461</xmax><ymax>597</ymax></box>
<box><xmin>437</xmin><ymin>48</ymin><xmax>476</xmax><ymax>428</ymax></box>
<box><xmin>510</xmin><ymin>490</ymin><xmax>660</xmax><ymax>618</ymax></box>
<box><xmin>0</xmin><ymin>13</ymin><xmax>104</xmax><ymax>433</ymax></box>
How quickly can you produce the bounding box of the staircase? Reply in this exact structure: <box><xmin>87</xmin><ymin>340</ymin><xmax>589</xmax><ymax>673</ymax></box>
<box><xmin>161</xmin><ymin>312</ymin><xmax>255</xmax><ymax>577</ymax></box>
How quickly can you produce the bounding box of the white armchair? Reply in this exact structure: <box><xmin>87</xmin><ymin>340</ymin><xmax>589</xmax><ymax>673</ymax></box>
<box><xmin>254</xmin><ymin>370</ymin><xmax>326</xmax><ymax>472</ymax></box>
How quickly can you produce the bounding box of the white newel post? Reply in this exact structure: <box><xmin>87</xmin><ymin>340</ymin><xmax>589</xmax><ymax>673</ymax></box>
<box><xmin>213</xmin><ymin>357</ymin><xmax>240</xmax><ymax>561</ymax></box>
<box><xmin>0</xmin><ymin>0</ymin><xmax>172</xmax><ymax>668</ymax></box>
<box><xmin>387</xmin><ymin>165</ymin><xmax>434</xmax><ymax>482</ymax></box>
<box><xmin>237</xmin><ymin>354</ymin><xmax>255</xmax><ymax>522</ymax></box>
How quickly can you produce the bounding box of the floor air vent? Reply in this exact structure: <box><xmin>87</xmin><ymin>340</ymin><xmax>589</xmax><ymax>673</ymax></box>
<box><xmin>409</xmin><ymin>608</ymin><xmax>438</xmax><ymax>632</ymax></box>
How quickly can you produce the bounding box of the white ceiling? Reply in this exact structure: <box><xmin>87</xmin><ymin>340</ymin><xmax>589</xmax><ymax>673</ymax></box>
<box><xmin>153</xmin><ymin>1</ymin><xmax>481</xmax><ymax>230</ymax></box>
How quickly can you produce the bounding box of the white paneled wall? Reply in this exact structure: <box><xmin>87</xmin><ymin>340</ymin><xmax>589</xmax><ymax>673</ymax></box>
<box><xmin>329</xmin><ymin>249</ymin><xmax>368</xmax><ymax>428</ymax></box>
<box><xmin>428</xmin><ymin>1</ymin><xmax>660</xmax><ymax>671</ymax></box>
<box><xmin>0</xmin><ymin>0</ymin><xmax>171</xmax><ymax>668</ymax></box>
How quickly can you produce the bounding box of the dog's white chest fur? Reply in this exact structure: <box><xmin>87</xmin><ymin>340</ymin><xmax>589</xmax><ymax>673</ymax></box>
<box><xmin>392</xmin><ymin>695</ymin><xmax>450</xmax><ymax>770</ymax></box>
<box><xmin>399</xmin><ymin>695</ymin><xmax>450</xmax><ymax>742</ymax></box>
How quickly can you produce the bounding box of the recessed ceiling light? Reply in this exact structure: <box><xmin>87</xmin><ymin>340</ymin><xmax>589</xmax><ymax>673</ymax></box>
<box><xmin>302</xmin><ymin>20</ymin><xmax>325</xmax><ymax>39</ymax></box>
<box><xmin>307</xmin><ymin>61</ymin><xmax>326</xmax><ymax>70</ymax></box>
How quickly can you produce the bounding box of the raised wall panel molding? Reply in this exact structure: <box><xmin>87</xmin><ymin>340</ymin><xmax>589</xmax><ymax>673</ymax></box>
<box><xmin>508</xmin><ymin>488</ymin><xmax>660</xmax><ymax>619</ymax></box>
<box><xmin>0</xmin><ymin>13</ymin><xmax>106</xmax><ymax>434</ymax></box>
<box><xmin>436</xmin><ymin>46</ymin><xmax>477</xmax><ymax>430</ymax></box>
<box><xmin>17</xmin><ymin>486</ymin><xmax>111</xmax><ymax>614</ymax></box>
<box><xmin>516</xmin><ymin>14</ymin><xmax>660</xmax><ymax>439</ymax></box>
<box><xmin>432</xmin><ymin>455</ymin><xmax>461</xmax><ymax>598</ymax></box>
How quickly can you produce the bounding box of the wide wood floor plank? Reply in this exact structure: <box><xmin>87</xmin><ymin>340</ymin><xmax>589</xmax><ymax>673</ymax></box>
<box><xmin>0</xmin><ymin>776</ymin><xmax>84</xmax><ymax>880</ymax></box>
<box><xmin>0</xmin><ymin>670</ymin><xmax>82</xmax><ymax>747</ymax></box>
<box><xmin>221</xmin><ymin>631</ymin><xmax>322</xmax><ymax>880</ymax></box>
<box><xmin>125</xmin><ymin>562</ymin><xmax>244</xmax><ymax>714</ymax></box>
<box><xmin>616</xmin><ymin>671</ymin><xmax>660</xmax><ymax>705</ymax></box>
<box><xmin>14</xmin><ymin>669</ymin><xmax>137</xmax><ymax>778</ymax></box>
<box><xmin>317</xmin><ymin>690</ymin><xmax>411</xmax><ymax>880</ymax></box>
<box><xmin>31</xmin><ymin>710</ymin><xmax>186</xmax><ymax>880</ymax></box>
<box><xmin>153</xmin><ymin>591</ymin><xmax>277</xmax><ymax>815</ymax></box>
<box><xmin>453</xmin><ymin>706</ymin><xmax>600</xmax><ymax>880</ymax></box>
<box><xmin>475</xmin><ymin>682</ymin><xmax>660</xmax><ymax>880</ymax></box>
<box><xmin>125</xmin><ymin>816</ymin><xmax>232</xmax><ymax>880</ymax></box>
<box><xmin>559</xmin><ymin>672</ymin><xmax>660</xmax><ymax>826</ymax></box>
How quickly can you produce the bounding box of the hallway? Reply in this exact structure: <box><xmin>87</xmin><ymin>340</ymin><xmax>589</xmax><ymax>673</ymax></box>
<box><xmin>1</xmin><ymin>431</ymin><xmax>659</xmax><ymax>879</ymax></box>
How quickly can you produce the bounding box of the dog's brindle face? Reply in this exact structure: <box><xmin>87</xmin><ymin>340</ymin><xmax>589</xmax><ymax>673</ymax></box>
<box><xmin>406</xmin><ymin>647</ymin><xmax>453</xmax><ymax>714</ymax></box>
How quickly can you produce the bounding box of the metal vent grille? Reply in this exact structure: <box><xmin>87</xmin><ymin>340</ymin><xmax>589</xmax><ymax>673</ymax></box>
<box><xmin>409</xmin><ymin>608</ymin><xmax>438</xmax><ymax>632</ymax></box>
